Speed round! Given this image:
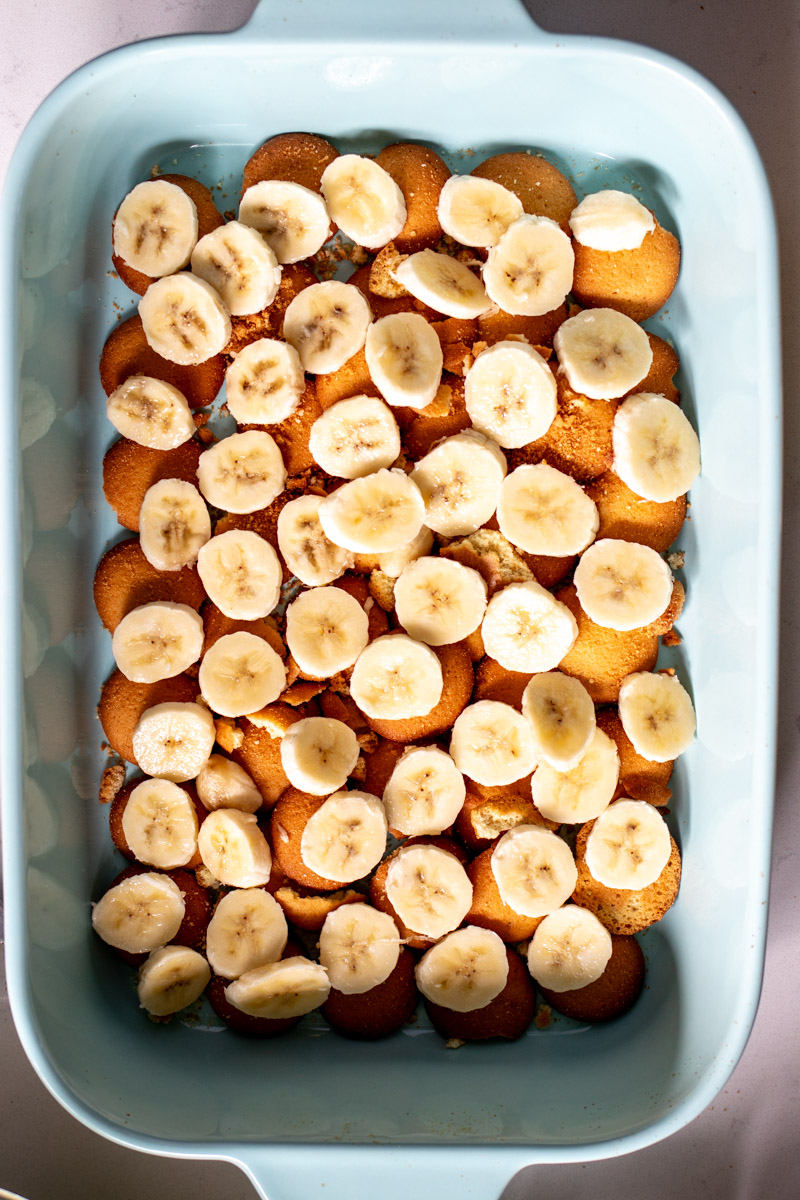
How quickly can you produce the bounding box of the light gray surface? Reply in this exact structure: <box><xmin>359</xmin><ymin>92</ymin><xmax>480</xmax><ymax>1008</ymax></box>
<box><xmin>1</xmin><ymin>1</ymin><xmax>798</xmax><ymax>1198</ymax></box>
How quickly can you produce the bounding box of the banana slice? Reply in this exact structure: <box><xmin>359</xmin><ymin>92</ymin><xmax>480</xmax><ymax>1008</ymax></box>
<box><xmin>522</xmin><ymin>671</ymin><xmax>596</xmax><ymax>772</ymax></box>
<box><xmin>91</xmin><ymin>871</ymin><xmax>185</xmax><ymax>954</ymax></box>
<box><xmin>437</xmin><ymin>175</ymin><xmax>524</xmax><ymax>248</ymax></box>
<box><xmin>573</xmin><ymin>538</ymin><xmax>673</xmax><ymax>631</ymax></box>
<box><xmin>121</xmin><ymin>777</ymin><xmax>199</xmax><ymax>869</ymax></box>
<box><xmin>497</xmin><ymin>463</ymin><xmax>599</xmax><ymax>557</ymax></box>
<box><xmin>283</xmin><ymin>280</ymin><xmax>372</xmax><ymax>374</ymax></box>
<box><xmin>481</xmin><ymin>580</ymin><xmax>578</xmax><ymax>673</ymax></box>
<box><xmin>190</xmin><ymin>220</ymin><xmax>281</xmax><ymax>316</ymax></box>
<box><xmin>318</xmin><ymin>902</ymin><xmax>401</xmax><ymax>994</ymax></box>
<box><xmin>465</xmin><ymin>341</ymin><xmax>557</xmax><ymax>449</ymax></box>
<box><xmin>569</xmin><ymin>190</ymin><xmax>655</xmax><ymax>251</ymax></box>
<box><xmin>284</xmin><ymin>585</ymin><xmax>369</xmax><ymax>677</ymax></box>
<box><xmin>137</xmin><ymin>945</ymin><xmax>211</xmax><ymax>1016</ymax></box>
<box><xmin>277</xmin><ymin>495</ymin><xmax>354</xmax><ymax>586</ymax></box>
<box><xmin>364</xmin><ymin>312</ymin><xmax>444</xmax><ymax>409</ymax></box>
<box><xmin>106</xmin><ymin>375</ymin><xmax>195</xmax><ymax>450</ymax></box>
<box><xmin>196</xmin><ymin>530</ymin><xmax>282</xmax><ymax>621</ymax></box>
<box><xmin>318</xmin><ymin>468</ymin><xmax>425</xmax><ymax>554</ymax></box>
<box><xmin>491</xmin><ymin>825</ymin><xmax>578</xmax><ymax>917</ymax></box>
<box><xmin>450</xmin><ymin>700</ymin><xmax>537</xmax><ymax>785</ymax></box>
<box><xmin>225</xmin><ymin>956</ymin><xmax>331</xmax><ymax>1019</ymax></box>
<box><xmin>553</xmin><ymin>308</ymin><xmax>653</xmax><ymax>400</ymax></box>
<box><xmin>196</xmin><ymin>807</ymin><xmax>272</xmax><ymax>887</ymax></box>
<box><xmin>382</xmin><ymin>745</ymin><xmax>466</xmax><ymax>836</ymax></box>
<box><xmin>376</xmin><ymin>525</ymin><xmax>435</xmax><ymax>578</ymax></box>
<box><xmin>239</xmin><ymin>179</ymin><xmax>331</xmax><ymax>264</ymax></box>
<box><xmin>111</xmin><ymin>602</ymin><xmax>204</xmax><ymax>684</ymax></box>
<box><xmin>320</xmin><ymin>154</ymin><xmax>406</xmax><ymax>249</ymax></box>
<box><xmin>300</xmin><ymin>790</ymin><xmax>388</xmax><ymax>883</ymax></box>
<box><xmin>196</xmin><ymin>753</ymin><xmax>263</xmax><ymax>813</ymax></box>
<box><xmin>132</xmin><ymin>701</ymin><xmax>216</xmax><ymax>782</ymax></box>
<box><xmin>530</xmin><ymin>727</ymin><xmax>619</xmax><ymax>824</ymax></box>
<box><xmin>416</xmin><ymin>925</ymin><xmax>508</xmax><ymax>1012</ymax></box>
<box><xmin>385</xmin><ymin>844</ymin><xmax>472</xmax><ymax>939</ymax></box>
<box><xmin>139</xmin><ymin>479</ymin><xmax>211</xmax><ymax>572</ymax></box>
<box><xmin>196</xmin><ymin>430</ymin><xmax>286</xmax><ymax>514</ymax></box>
<box><xmin>393</xmin><ymin>556</ymin><xmax>487</xmax><ymax>646</ymax></box>
<box><xmin>113</xmin><ymin>179</ymin><xmax>199</xmax><ymax>276</ymax></box>
<box><xmin>308</xmin><ymin>395</ymin><xmax>401</xmax><ymax>478</ymax></box>
<box><xmin>584</xmin><ymin>799</ymin><xmax>672</xmax><ymax>889</ymax></box>
<box><xmin>225</xmin><ymin>338</ymin><xmax>305</xmax><ymax>425</ymax></box>
<box><xmin>205</xmin><ymin>887</ymin><xmax>288</xmax><ymax>980</ymax></box>
<box><xmin>483</xmin><ymin>215</ymin><xmax>574</xmax><ymax>316</ymax></box>
<box><xmin>393</xmin><ymin>249</ymin><xmax>491</xmax><ymax>319</ymax></box>
<box><xmin>618</xmin><ymin>671</ymin><xmax>696</xmax><ymax>762</ymax></box>
<box><xmin>410</xmin><ymin>430</ymin><xmax>507</xmax><ymax>538</ymax></box>
<box><xmin>526</xmin><ymin>906</ymin><xmax>612</xmax><ymax>992</ymax></box>
<box><xmin>280</xmin><ymin>717</ymin><xmax>360</xmax><ymax>795</ymax></box>
<box><xmin>350</xmin><ymin>634</ymin><xmax>443</xmax><ymax>720</ymax></box>
<box><xmin>612</xmin><ymin>392</ymin><xmax>701</xmax><ymax>502</ymax></box>
<box><xmin>198</xmin><ymin>630</ymin><xmax>286</xmax><ymax>718</ymax></box>
<box><xmin>138</xmin><ymin>273</ymin><xmax>231</xmax><ymax>366</ymax></box>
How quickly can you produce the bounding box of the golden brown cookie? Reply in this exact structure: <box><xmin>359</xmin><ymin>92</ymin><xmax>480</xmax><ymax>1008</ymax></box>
<box><xmin>472</xmin><ymin>152</ymin><xmax>577</xmax><ymax>233</ymax></box>
<box><xmin>596</xmin><ymin>707</ymin><xmax>673</xmax><ymax>806</ymax></box>
<box><xmin>403</xmin><ymin>374</ymin><xmax>471</xmax><ymax>457</ymax></box>
<box><xmin>201</xmin><ymin>602</ymin><xmax>285</xmax><ymax>657</ymax></box>
<box><xmin>273</xmin><ymin>883</ymin><xmax>362</xmax><ymax>931</ymax></box>
<box><xmin>206</xmin><ymin>937</ymin><xmax>306</xmax><ymax>1036</ymax></box>
<box><xmin>94</xmin><ymin>537</ymin><xmax>206</xmax><ymax>632</ymax></box>
<box><xmin>478</xmin><ymin>303</ymin><xmax>569</xmax><ymax>348</ymax></box>
<box><xmin>586</xmin><ymin>471</ymin><xmax>686</xmax><ymax>553</ymax></box>
<box><xmin>537</xmin><ymin>932</ymin><xmax>645</xmax><ymax>1021</ymax></box>
<box><xmin>375</xmin><ymin>142</ymin><xmax>451</xmax><ymax>253</ymax></box>
<box><xmin>109</xmin><ymin>778</ymin><xmax>204</xmax><ymax>869</ymax></box>
<box><xmin>572</xmin><ymin>817</ymin><xmax>681</xmax><ymax>935</ymax></box>
<box><xmin>632</xmin><ymin>333</ymin><xmax>680</xmax><ymax>404</ymax></box>
<box><xmin>555</xmin><ymin>582</ymin><xmax>660</xmax><ymax>704</ymax></box>
<box><xmin>109</xmin><ymin>864</ymin><xmax>211</xmax><ymax>966</ymax></box>
<box><xmin>323</xmin><ymin>946</ymin><xmax>419</xmax><ymax>1039</ymax></box>
<box><xmin>98</xmin><ymin>669</ymin><xmax>198</xmax><ymax>764</ymax></box>
<box><xmin>370</xmin><ymin>836</ymin><xmax>469</xmax><ymax>950</ymax></box>
<box><xmin>100</xmin><ymin>314</ymin><xmax>225</xmax><ymax>409</ymax></box>
<box><xmin>332</xmin><ymin>574</ymin><xmax>390</xmax><ymax>642</ymax></box>
<box><xmin>238</xmin><ymin>377</ymin><xmax>322</xmax><ymax>477</ymax></box>
<box><xmin>472</xmin><ymin>656</ymin><xmax>532</xmax><ymax>710</ymax></box>
<box><xmin>466</xmin><ymin>846</ymin><xmax>543</xmax><ymax>942</ymax></box>
<box><xmin>270</xmin><ymin>788</ymin><xmax>352</xmax><ymax>891</ymax></box>
<box><xmin>455</xmin><ymin>788</ymin><xmax>552</xmax><ymax>853</ymax></box>
<box><xmin>438</xmin><ymin>526</ymin><xmax>573</xmax><ymax>595</ymax></box>
<box><xmin>242</xmin><ymin>132</ymin><xmax>339</xmax><ymax>197</ymax></box>
<box><xmin>314</xmin><ymin>345</ymin><xmax>380</xmax><ymax>411</ymax></box>
<box><xmin>232</xmin><ymin>712</ymin><xmax>302</xmax><ymax>806</ymax></box>
<box><xmin>572</xmin><ymin>221</ymin><xmax>681</xmax><ymax>322</ymax></box>
<box><xmin>102</xmin><ymin>437</ymin><xmax>204</xmax><ymax>532</ymax></box>
<box><xmin>226</xmin><ymin>262</ymin><xmax>318</xmax><ymax>356</ymax></box>
<box><xmin>213</xmin><ymin>490</ymin><xmax>297</xmax><ymax>578</ymax></box>
<box><xmin>510</xmin><ymin>373</ymin><xmax>618</xmax><ymax>482</ymax></box>
<box><xmin>423</xmin><ymin>945</ymin><xmax>536</xmax><ymax>1041</ymax></box>
<box><xmin>363</xmin><ymin>640</ymin><xmax>474</xmax><ymax>742</ymax></box>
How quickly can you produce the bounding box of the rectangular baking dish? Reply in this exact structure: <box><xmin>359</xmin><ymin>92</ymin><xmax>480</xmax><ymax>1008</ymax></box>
<box><xmin>0</xmin><ymin>1</ymin><xmax>781</xmax><ymax>1198</ymax></box>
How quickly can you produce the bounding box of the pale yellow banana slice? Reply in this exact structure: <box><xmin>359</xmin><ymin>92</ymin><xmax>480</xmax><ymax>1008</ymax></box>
<box><xmin>196</xmin><ymin>753</ymin><xmax>263</xmax><ymax>813</ymax></box>
<box><xmin>106</xmin><ymin>375</ymin><xmax>195</xmax><ymax>450</ymax></box>
<box><xmin>393</xmin><ymin>249</ymin><xmax>491</xmax><ymax>319</ymax></box>
<box><xmin>280</xmin><ymin>716</ymin><xmax>360</xmax><ymax>795</ymax></box>
<box><xmin>318</xmin><ymin>903</ymin><xmax>401</xmax><ymax>994</ymax></box>
<box><xmin>113</xmin><ymin>179</ymin><xmax>198</xmax><ymax>276</ymax></box>
<box><xmin>132</xmin><ymin>701</ymin><xmax>216</xmax><ymax>782</ymax></box>
<box><xmin>527</xmin><ymin>905</ymin><xmax>612</xmax><ymax>992</ymax></box>
<box><xmin>450</xmin><ymin>699</ymin><xmax>537</xmax><ymax>786</ymax></box>
<box><xmin>284</xmin><ymin>585</ymin><xmax>369</xmax><ymax>677</ymax></box>
<box><xmin>417</xmin><ymin>925</ymin><xmax>508</xmax><ymax>1012</ymax></box>
<box><xmin>386</xmin><ymin>844</ymin><xmax>472</xmax><ymax>939</ymax></box>
<box><xmin>205</xmin><ymin>887</ymin><xmax>288</xmax><ymax>979</ymax></box>
<box><xmin>277</xmin><ymin>494</ymin><xmax>354</xmax><ymax>586</ymax></box>
<box><xmin>383</xmin><ymin>745</ymin><xmax>466</xmax><ymax>836</ymax></box>
<box><xmin>618</xmin><ymin>670</ymin><xmax>696</xmax><ymax>762</ymax></box>
<box><xmin>376</xmin><ymin>525</ymin><xmax>435</xmax><ymax>577</ymax></box>
<box><xmin>190</xmin><ymin>220</ymin><xmax>281</xmax><ymax>316</ymax></box>
<box><xmin>320</xmin><ymin>154</ymin><xmax>406</xmax><ymax>249</ymax></box>
<box><xmin>225</xmin><ymin>338</ymin><xmax>305</xmax><ymax>425</ymax></box>
<box><xmin>121</xmin><ymin>777</ymin><xmax>199</xmax><ymax>869</ymax></box>
<box><xmin>530</xmin><ymin>727</ymin><xmax>619</xmax><ymax>824</ymax></box>
<box><xmin>522</xmin><ymin>671</ymin><xmax>597</xmax><ymax>772</ymax></box>
<box><xmin>573</xmin><ymin>538</ymin><xmax>673</xmax><ymax>631</ymax></box>
<box><xmin>349</xmin><ymin>633</ymin><xmax>443</xmax><ymax>720</ymax></box>
<box><xmin>437</xmin><ymin>175</ymin><xmax>523</xmax><ymax>248</ymax></box>
<box><xmin>225</xmin><ymin>956</ymin><xmax>330</xmax><ymax>1019</ymax></box>
<box><xmin>483</xmin><ymin>215</ymin><xmax>574</xmax><ymax>316</ymax></box>
<box><xmin>364</xmin><ymin>312</ymin><xmax>444</xmax><ymax>409</ymax></box>
<box><xmin>553</xmin><ymin>308</ymin><xmax>653</xmax><ymax>400</ymax></box>
<box><xmin>410</xmin><ymin>430</ymin><xmax>507</xmax><ymax>537</ymax></box>
<box><xmin>283</xmin><ymin>280</ymin><xmax>372</xmax><ymax>374</ymax></box>
<box><xmin>481</xmin><ymin>579</ymin><xmax>579</xmax><ymax>673</ymax></box>
<box><xmin>239</xmin><ymin>179</ymin><xmax>331</xmax><ymax>264</ymax></box>
<box><xmin>491</xmin><ymin>825</ymin><xmax>578</xmax><ymax>917</ymax></box>
<box><xmin>196</xmin><ymin>530</ymin><xmax>282</xmax><ymax>621</ymax></box>
<box><xmin>91</xmin><ymin>872</ymin><xmax>185</xmax><ymax>954</ymax></box>
<box><xmin>569</xmin><ymin>190</ymin><xmax>655</xmax><ymax>251</ymax></box>
<box><xmin>196</xmin><ymin>430</ymin><xmax>286</xmax><ymax>514</ymax></box>
<box><xmin>393</xmin><ymin>556</ymin><xmax>487</xmax><ymax>646</ymax></box>
<box><xmin>111</xmin><ymin>601</ymin><xmax>204</xmax><ymax>684</ymax></box>
<box><xmin>497</xmin><ymin>462</ymin><xmax>599</xmax><ymax>557</ymax></box>
<box><xmin>318</xmin><ymin>468</ymin><xmax>425</xmax><ymax>554</ymax></box>
<box><xmin>465</xmin><ymin>341</ymin><xmax>557</xmax><ymax>449</ymax></box>
<box><xmin>139</xmin><ymin>478</ymin><xmax>211</xmax><ymax>572</ymax></box>
<box><xmin>137</xmin><ymin>945</ymin><xmax>211</xmax><ymax>1016</ymax></box>
<box><xmin>612</xmin><ymin>392</ymin><xmax>701</xmax><ymax>502</ymax></box>
<box><xmin>309</xmin><ymin>395</ymin><xmax>401</xmax><ymax>478</ymax></box>
<box><xmin>196</xmin><ymin>807</ymin><xmax>272</xmax><ymax>888</ymax></box>
<box><xmin>584</xmin><ymin>799</ymin><xmax>672</xmax><ymax>889</ymax></box>
<box><xmin>300</xmin><ymin>790</ymin><xmax>388</xmax><ymax>883</ymax></box>
<box><xmin>198</xmin><ymin>630</ymin><xmax>286</xmax><ymax>718</ymax></box>
<box><xmin>138</xmin><ymin>273</ymin><xmax>231</xmax><ymax>365</ymax></box>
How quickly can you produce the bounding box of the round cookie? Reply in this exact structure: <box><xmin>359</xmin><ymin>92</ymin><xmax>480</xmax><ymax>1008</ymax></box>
<box><xmin>403</xmin><ymin>373</ymin><xmax>471</xmax><ymax>458</ymax></box>
<box><xmin>363</xmin><ymin>736</ymin><xmax>408</xmax><ymax>798</ymax></box>
<box><xmin>437</xmin><ymin>527</ymin><xmax>573</xmax><ymax>597</ymax></box>
<box><xmin>572</xmin><ymin>816</ymin><xmax>681</xmax><ymax>935</ymax></box>
<box><xmin>98</xmin><ymin>669</ymin><xmax>198</xmax><ymax>764</ymax></box>
<box><xmin>99</xmin><ymin>314</ymin><xmax>224</xmax><ymax>409</ymax></box>
<box><xmin>226</xmin><ymin>262</ymin><xmax>318</xmax><ymax>357</ymax></box>
<box><xmin>455</xmin><ymin>788</ymin><xmax>551</xmax><ymax>853</ymax></box>
<box><xmin>478</xmin><ymin>303</ymin><xmax>568</xmax><ymax>348</ymax></box>
<box><xmin>555</xmin><ymin>582</ymin><xmax>659</xmax><ymax>704</ymax></box>
<box><xmin>423</xmin><ymin>946</ymin><xmax>536</xmax><ymax>1041</ymax></box>
<box><xmin>232</xmin><ymin>711</ymin><xmax>303</xmax><ymax>806</ymax></box>
<box><xmin>206</xmin><ymin>937</ymin><xmax>307</xmax><ymax>1037</ymax></box>
<box><xmin>332</xmin><ymin>573</ymin><xmax>390</xmax><ymax>643</ymax></box>
<box><xmin>538</xmin><ymin>933</ymin><xmax>645</xmax><ymax>1022</ymax></box>
<box><xmin>471</xmin><ymin>152</ymin><xmax>577</xmax><ymax>233</ymax></box>
<box><xmin>94</xmin><ymin>537</ymin><xmax>206</xmax><ymax>632</ymax></box>
<box><xmin>472</xmin><ymin>656</ymin><xmax>532</xmax><ymax>710</ymax></box>
<box><xmin>361</xmin><ymin>641</ymin><xmax>474</xmax><ymax>742</ymax></box>
<box><xmin>273</xmin><ymin>883</ymin><xmax>362</xmax><ymax>931</ymax></box>
<box><xmin>270</xmin><ymin>787</ymin><xmax>371</xmax><ymax>891</ymax></box>
<box><xmin>314</xmin><ymin>345</ymin><xmax>381</xmax><ymax>412</ymax></box>
<box><xmin>509</xmin><ymin>373</ymin><xmax>618</xmax><ymax>482</ymax></box>
<box><xmin>466</xmin><ymin>846</ymin><xmax>543</xmax><ymax>942</ymax></box>
<box><xmin>214</xmin><ymin>490</ymin><xmax>298</xmax><ymax>580</ymax></box>
<box><xmin>109</xmin><ymin>777</ymin><xmax>204</xmax><ymax>869</ymax></box>
<box><xmin>237</xmin><ymin>377</ymin><xmax>321</xmax><ymax>477</ymax></box>
<box><xmin>633</xmin><ymin>333</ymin><xmax>680</xmax><ymax>404</ymax></box>
<box><xmin>102</xmin><ymin>437</ymin><xmax>204</xmax><ymax>532</ymax></box>
<box><xmin>375</xmin><ymin>142</ymin><xmax>451</xmax><ymax>253</ymax></box>
<box><xmin>370</xmin><ymin>835</ymin><xmax>469</xmax><ymax>950</ymax></box>
<box><xmin>596</xmin><ymin>707</ymin><xmax>673</xmax><ymax>807</ymax></box>
<box><xmin>242</xmin><ymin>132</ymin><xmax>339</xmax><ymax>197</ymax></box>
<box><xmin>201</xmin><ymin>602</ymin><xmax>285</xmax><ymax>658</ymax></box>
<box><xmin>322</xmin><ymin>946</ymin><xmax>419</xmax><ymax>1039</ymax></box>
<box><xmin>347</xmin><ymin>261</ymin><xmax>427</xmax><ymax>322</ymax></box>
<box><xmin>106</xmin><ymin>864</ymin><xmax>211</xmax><ymax>966</ymax></box>
<box><xmin>586</xmin><ymin>471</ymin><xmax>686</xmax><ymax>553</ymax></box>
<box><xmin>571</xmin><ymin>221</ymin><xmax>681</xmax><ymax>322</ymax></box>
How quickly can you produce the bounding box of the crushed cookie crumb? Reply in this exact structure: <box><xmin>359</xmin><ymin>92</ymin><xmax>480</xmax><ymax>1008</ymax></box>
<box><xmin>98</xmin><ymin>762</ymin><xmax>125</xmax><ymax>805</ymax></box>
<box><xmin>534</xmin><ymin>1004</ymin><xmax>552</xmax><ymax>1029</ymax></box>
<box><xmin>446</xmin><ymin>1037</ymin><xmax>466</xmax><ymax>1049</ymax></box>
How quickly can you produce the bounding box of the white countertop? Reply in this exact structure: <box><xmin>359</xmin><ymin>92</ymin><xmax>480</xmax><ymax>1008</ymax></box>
<box><xmin>2</xmin><ymin>1</ymin><xmax>799</xmax><ymax>1197</ymax></box>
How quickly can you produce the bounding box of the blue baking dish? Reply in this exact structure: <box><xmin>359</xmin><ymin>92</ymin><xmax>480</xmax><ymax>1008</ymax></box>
<box><xmin>0</xmin><ymin>1</ymin><xmax>780</xmax><ymax>1197</ymax></box>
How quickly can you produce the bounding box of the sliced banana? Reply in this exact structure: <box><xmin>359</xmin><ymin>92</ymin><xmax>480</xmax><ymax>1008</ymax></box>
<box><xmin>309</xmin><ymin>395</ymin><xmax>401</xmax><ymax>478</ymax></box>
<box><xmin>573</xmin><ymin>538</ymin><xmax>673</xmax><ymax>631</ymax></box>
<box><xmin>199</xmin><ymin>630</ymin><xmax>286</xmax><ymax>718</ymax></box>
<box><xmin>465</xmin><ymin>341</ymin><xmax>557</xmax><ymax>449</ymax></box>
<box><xmin>283</xmin><ymin>280</ymin><xmax>372</xmax><ymax>374</ymax></box>
<box><xmin>618</xmin><ymin>671</ymin><xmax>696</xmax><ymax>762</ymax></box>
<box><xmin>383</xmin><ymin>745</ymin><xmax>466</xmax><ymax>836</ymax></box>
<box><xmin>376</xmin><ymin>525</ymin><xmax>435</xmax><ymax>578</ymax></box>
<box><xmin>569</xmin><ymin>190</ymin><xmax>655</xmax><ymax>251</ymax></box>
<box><xmin>318</xmin><ymin>903</ymin><xmax>401</xmax><ymax>994</ymax></box>
<box><xmin>137</xmin><ymin>945</ymin><xmax>211</xmax><ymax>1016</ymax></box>
<box><xmin>139</xmin><ymin>479</ymin><xmax>211</xmax><ymax>572</ymax></box>
<box><xmin>91</xmin><ymin>871</ymin><xmax>185</xmax><ymax>954</ymax></box>
<box><xmin>320</xmin><ymin>154</ymin><xmax>406</xmax><ymax>249</ymax></box>
<box><xmin>225</xmin><ymin>956</ymin><xmax>331</xmax><ymax>1019</ymax></box>
<box><xmin>530</xmin><ymin>727</ymin><xmax>620</xmax><ymax>824</ymax></box>
<box><xmin>393</xmin><ymin>556</ymin><xmax>487</xmax><ymax>646</ymax></box>
<box><xmin>284</xmin><ymin>585</ymin><xmax>369</xmax><ymax>677</ymax></box>
<box><xmin>239</xmin><ymin>179</ymin><xmax>331</xmax><ymax>264</ymax></box>
<box><xmin>612</xmin><ymin>392</ymin><xmax>701</xmax><ymax>502</ymax></box>
<box><xmin>276</xmin><ymin>494</ymin><xmax>354</xmax><ymax>586</ymax></box>
<box><xmin>190</xmin><ymin>220</ymin><xmax>281</xmax><ymax>316</ymax></box>
<box><xmin>527</xmin><ymin>906</ymin><xmax>612</xmax><ymax>992</ymax></box>
<box><xmin>497</xmin><ymin>463</ymin><xmax>599</xmax><ymax>557</ymax></box>
<box><xmin>522</xmin><ymin>671</ymin><xmax>597</xmax><ymax>772</ymax></box>
<box><xmin>491</xmin><ymin>825</ymin><xmax>578</xmax><ymax>918</ymax></box>
<box><xmin>121</xmin><ymin>777</ymin><xmax>199</xmax><ymax>869</ymax></box>
<box><xmin>113</xmin><ymin>179</ymin><xmax>198</xmax><ymax>276</ymax></box>
<box><xmin>106</xmin><ymin>376</ymin><xmax>196</xmax><ymax>450</ymax></box>
<box><xmin>132</xmin><ymin>702</ymin><xmax>216</xmax><ymax>782</ymax></box>
<box><xmin>196</xmin><ymin>753</ymin><xmax>263</xmax><ymax>813</ymax></box>
<box><xmin>196</xmin><ymin>808</ymin><xmax>272</xmax><ymax>888</ymax></box>
<box><xmin>205</xmin><ymin>887</ymin><xmax>288</xmax><ymax>980</ymax></box>
<box><xmin>318</xmin><ymin>468</ymin><xmax>425</xmax><ymax>554</ymax></box>
<box><xmin>481</xmin><ymin>580</ymin><xmax>578</xmax><ymax>673</ymax></box>
<box><xmin>349</xmin><ymin>634</ymin><xmax>443</xmax><ymax>720</ymax></box>
<box><xmin>393</xmin><ymin>249</ymin><xmax>491</xmax><ymax>319</ymax></box>
<box><xmin>483</xmin><ymin>215</ymin><xmax>574</xmax><ymax>317</ymax></box>
<box><xmin>584</xmin><ymin>799</ymin><xmax>672</xmax><ymax>889</ymax></box>
<box><xmin>138</xmin><ymin>273</ymin><xmax>231</xmax><ymax>366</ymax></box>
<box><xmin>417</xmin><ymin>926</ymin><xmax>508</xmax><ymax>1012</ymax></box>
<box><xmin>450</xmin><ymin>699</ymin><xmax>537</xmax><ymax>786</ymax></box>
<box><xmin>386</xmin><ymin>844</ymin><xmax>473</xmax><ymax>939</ymax></box>
<box><xmin>225</xmin><ymin>338</ymin><xmax>305</xmax><ymax>425</ymax></box>
<box><xmin>437</xmin><ymin>175</ymin><xmax>523</xmax><ymax>248</ymax></box>
<box><xmin>280</xmin><ymin>716</ymin><xmax>360</xmax><ymax>795</ymax></box>
<box><xmin>410</xmin><ymin>430</ymin><xmax>507</xmax><ymax>538</ymax></box>
<box><xmin>300</xmin><ymin>790</ymin><xmax>388</xmax><ymax>883</ymax></box>
<box><xmin>196</xmin><ymin>530</ymin><xmax>282</xmax><ymax>621</ymax></box>
<box><xmin>111</xmin><ymin>602</ymin><xmax>204</xmax><ymax>684</ymax></box>
<box><xmin>364</xmin><ymin>312</ymin><xmax>444</xmax><ymax>409</ymax></box>
<box><xmin>553</xmin><ymin>308</ymin><xmax>653</xmax><ymax>400</ymax></box>
<box><xmin>196</xmin><ymin>430</ymin><xmax>286</xmax><ymax>514</ymax></box>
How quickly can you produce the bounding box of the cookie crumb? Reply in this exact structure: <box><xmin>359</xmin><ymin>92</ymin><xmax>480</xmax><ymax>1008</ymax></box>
<box><xmin>98</xmin><ymin>762</ymin><xmax>125</xmax><ymax>805</ymax></box>
<box><xmin>534</xmin><ymin>1004</ymin><xmax>552</xmax><ymax>1029</ymax></box>
<box><xmin>446</xmin><ymin>1037</ymin><xmax>466</xmax><ymax>1050</ymax></box>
